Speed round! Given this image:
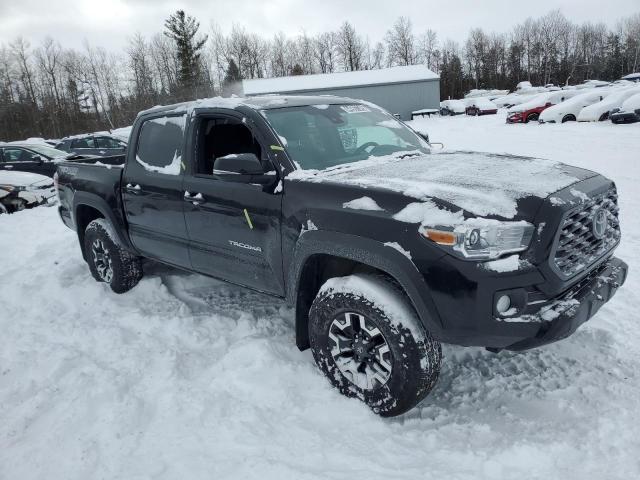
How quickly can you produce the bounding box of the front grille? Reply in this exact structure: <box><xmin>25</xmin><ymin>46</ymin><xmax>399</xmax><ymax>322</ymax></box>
<box><xmin>553</xmin><ymin>187</ymin><xmax>620</xmax><ymax>277</ymax></box>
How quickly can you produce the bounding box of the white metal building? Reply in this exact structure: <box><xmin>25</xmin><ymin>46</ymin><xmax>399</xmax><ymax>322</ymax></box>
<box><xmin>242</xmin><ymin>65</ymin><xmax>440</xmax><ymax>120</ymax></box>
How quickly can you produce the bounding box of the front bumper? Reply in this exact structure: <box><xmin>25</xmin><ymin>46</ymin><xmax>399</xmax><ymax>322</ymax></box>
<box><xmin>501</xmin><ymin>257</ymin><xmax>627</xmax><ymax>350</ymax></box>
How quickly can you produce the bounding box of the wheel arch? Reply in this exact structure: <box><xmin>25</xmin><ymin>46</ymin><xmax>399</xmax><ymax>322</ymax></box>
<box><xmin>287</xmin><ymin>230</ymin><xmax>444</xmax><ymax>350</ymax></box>
<box><xmin>73</xmin><ymin>192</ymin><xmax>133</xmax><ymax>260</ymax></box>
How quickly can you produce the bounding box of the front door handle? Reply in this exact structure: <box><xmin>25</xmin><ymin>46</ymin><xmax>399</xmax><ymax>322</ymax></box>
<box><xmin>125</xmin><ymin>183</ymin><xmax>141</xmax><ymax>194</ymax></box>
<box><xmin>184</xmin><ymin>191</ymin><xmax>205</xmax><ymax>205</ymax></box>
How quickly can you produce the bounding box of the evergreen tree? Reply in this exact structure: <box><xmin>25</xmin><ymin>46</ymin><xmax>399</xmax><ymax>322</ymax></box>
<box><xmin>222</xmin><ymin>59</ymin><xmax>242</xmax><ymax>96</ymax></box>
<box><xmin>164</xmin><ymin>10</ymin><xmax>208</xmax><ymax>98</ymax></box>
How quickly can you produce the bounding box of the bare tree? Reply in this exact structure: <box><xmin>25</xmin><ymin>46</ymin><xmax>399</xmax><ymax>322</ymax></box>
<box><xmin>335</xmin><ymin>22</ymin><xmax>365</xmax><ymax>71</ymax></box>
<box><xmin>385</xmin><ymin>17</ymin><xmax>417</xmax><ymax>66</ymax></box>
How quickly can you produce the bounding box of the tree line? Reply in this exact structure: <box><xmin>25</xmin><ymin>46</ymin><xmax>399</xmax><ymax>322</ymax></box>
<box><xmin>0</xmin><ymin>9</ymin><xmax>638</xmax><ymax>141</ymax></box>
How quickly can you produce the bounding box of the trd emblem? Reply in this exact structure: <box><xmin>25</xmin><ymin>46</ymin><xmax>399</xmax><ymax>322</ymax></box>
<box><xmin>592</xmin><ymin>208</ymin><xmax>608</xmax><ymax>239</ymax></box>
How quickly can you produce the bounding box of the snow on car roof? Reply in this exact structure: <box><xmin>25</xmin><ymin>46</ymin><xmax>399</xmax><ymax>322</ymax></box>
<box><xmin>139</xmin><ymin>95</ymin><xmax>368</xmax><ymax>116</ymax></box>
<box><xmin>242</xmin><ymin>65</ymin><xmax>439</xmax><ymax>95</ymax></box>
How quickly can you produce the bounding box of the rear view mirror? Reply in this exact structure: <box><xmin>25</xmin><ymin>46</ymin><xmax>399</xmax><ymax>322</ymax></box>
<box><xmin>213</xmin><ymin>153</ymin><xmax>275</xmax><ymax>185</ymax></box>
<box><xmin>214</xmin><ymin>153</ymin><xmax>264</xmax><ymax>175</ymax></box>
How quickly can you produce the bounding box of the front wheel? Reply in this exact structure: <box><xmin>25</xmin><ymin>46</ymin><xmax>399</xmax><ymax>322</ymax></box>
<box><xmin>84</xmin><ymin>219</ymin><xmax>143</xmax><ymax>293</ymax></box>
<box><xmin>309</xmin><ymin>274</ymin><xmax>442</xmax><ymax>417</ymax></box>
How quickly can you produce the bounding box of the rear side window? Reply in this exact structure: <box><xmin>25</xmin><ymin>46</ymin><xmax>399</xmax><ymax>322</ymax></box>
<box><xmin>135</xmin><ymin>115</ymin><xmax>186</xmax><ymax>175</ymax></box>
<box><xmin>96</xmin><ymin>136</ymin><xmax>124</xmax><ymax>149</ymax></box>
<box><xmin>71</xmin><ymin>137</ymin><xmax>95</xmax><ymax>149</ymax></box>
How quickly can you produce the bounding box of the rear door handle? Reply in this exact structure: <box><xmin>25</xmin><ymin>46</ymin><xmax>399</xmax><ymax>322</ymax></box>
<box><xmin>125</xmin><ymin>183</ymin><xmax>141</xmax><ymax>194</ymax></box>
<box><xmin>184</xmin><ymin>191</ymin><xmax>205</xmax><ymax>205</ymax></box>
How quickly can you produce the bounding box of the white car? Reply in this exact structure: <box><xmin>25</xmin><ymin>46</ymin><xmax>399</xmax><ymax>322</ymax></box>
<box><xmin>539</xmin><ymin>90</ymin><xmax>610</xmax><ymax>123</ymax></box>
<box><xmin>439</xmin><ymin>100</ymin><xmax>466</xmax><ymax>116</ymax></box>
<box><xmin>0</xmin><ymin>170</ymin><xmax>55</xmax><ymax>213</ymax></box>
<box><xmin>577</xmin><ymin>86</ymin><xmax>640</xmax><ymax>121</ymax></box>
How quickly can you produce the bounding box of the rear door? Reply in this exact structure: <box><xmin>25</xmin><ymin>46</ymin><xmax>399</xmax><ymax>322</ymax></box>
<box><xmin>182</xmin><ymin>111</ymin><xmax>284</xmax><ymax>295</ymax></box>
<box><xmin>121</xmin><ymin>113</ymin><xmax>191</xmax><ymax>268</ymax></box>
<box><xmin>0</xmin><ymin>147</ymin><xmax>41</xmax><ymax>174</ymax></box>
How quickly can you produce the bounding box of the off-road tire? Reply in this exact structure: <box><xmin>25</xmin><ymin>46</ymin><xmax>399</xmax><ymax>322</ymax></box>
<box><xmin>309</xmin><ymin>274</ymin><xmax>442</xmax><ymax>417</ymax></box>
<box><xmin>84</xmin><ymin>218</ymin><xmax>142</xmax><ymax>294</ymax></box>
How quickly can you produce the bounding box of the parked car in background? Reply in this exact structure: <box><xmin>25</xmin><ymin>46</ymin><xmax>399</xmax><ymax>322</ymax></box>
<box><xmin>578</xmin><ymin>87</ymin><xmax>640</xmax><ymax>122</ymax></box>
<box><xmin>464</xmin><ymin>97</ymin><xmax>498</xmax><ymax>116</ymax></box>
<box><xmin>610</xmin><ymin>92</ymin><xmax>640</xmax><ymax>124</ymax></box>
<box><xmin>0</xmin><ymin>170</ymin><xmax>55</xmax><ymax>213</ymax></box>
<box><xmin>507</xmin><ymin>90</ymin><xmax>582</xmax><ymax>123</ymax></box>
<box><xmin>621</xmin><ymin>73</ymin><xmax>640</xmax><ymax>83</ymax></box>
<box><xmin>439</xmin><ymin>99</ymin><xmax>466</xmax><ymax>116</ymax></box>
<box><xmin>0</xmin><ymin>143</ymin><xmax>69</xmax><ymax>177</ymax></box>
<box><xmin>55</xmin><ymin>133</ymin><xmax>127</xmax><ymax>157</ymax></box>
<box><xmin>539</xmin><ymin>90</ymin><xmax>610</xmax><ymax>123</ymax></box>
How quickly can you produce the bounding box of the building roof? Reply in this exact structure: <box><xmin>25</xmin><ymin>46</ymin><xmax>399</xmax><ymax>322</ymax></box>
<box><xmin>242</xmin><ymin>65</ymin><xmax>439</xmax><ymax>95</ymax></box>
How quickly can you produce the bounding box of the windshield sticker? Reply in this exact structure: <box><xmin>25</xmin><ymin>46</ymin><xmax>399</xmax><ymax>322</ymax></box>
<box><xmin>340</xmin><ymin>105</ymin><xmax>371</xmax><ymax>114</ymax></box>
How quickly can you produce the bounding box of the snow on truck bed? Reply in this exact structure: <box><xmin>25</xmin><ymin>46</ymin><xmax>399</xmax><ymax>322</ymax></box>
<box><xmin>1</xmin><ymin>110</ymin><xmax>640</xmax><ymax>480</ymax></box>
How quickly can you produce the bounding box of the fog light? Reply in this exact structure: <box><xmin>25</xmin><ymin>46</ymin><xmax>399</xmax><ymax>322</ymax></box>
<box><xmin>496</xmin><ymin>295</ymin><xmax>511</xmax><ymax>314</ymax></box>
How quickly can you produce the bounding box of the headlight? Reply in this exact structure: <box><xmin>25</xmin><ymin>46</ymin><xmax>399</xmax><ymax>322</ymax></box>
<box><xmin>422</xmin><ymin>221</ymin><xmax>534</xmax><ymax>260</ymax></box>
<box><xmin>0</xmin><ymin>184</ymin><xmax>24</xmax><ymax>192</ymax></box>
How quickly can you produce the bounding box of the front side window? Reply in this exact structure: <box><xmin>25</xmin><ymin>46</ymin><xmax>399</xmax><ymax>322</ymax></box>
<box><xmin>196</xmin><ymin>117</ymin><xmax>263</xmax><ymax>175</ymax></box>
<box><xmin>263</xmin><ymin>103</ymin><xmax>429</xmax><ymax>170</ymax></box>
<box><xmin>26</xmin><ymin>144</ymin><xmax>67</xmax><ymax>158</ymax></box>
<box><xmin>2</xmin><ymin>148</ymin><xmax>32</xmax><ymax>162</ymax></box>
<box><xmin>135</xmin><ymin>115</ymin><xmax>186</xmax><ymax>175</ymax></box>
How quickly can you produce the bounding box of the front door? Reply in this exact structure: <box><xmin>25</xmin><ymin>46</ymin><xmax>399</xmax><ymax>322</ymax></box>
<box><xmin>182</xmin><ymin>113</ymin><xmax>284</xmax><ymax>295</ymax></box>
<box><xmin>122</xmin><ymin>113</ymin><xmax>191</xmax><ymax>268</ymax></box>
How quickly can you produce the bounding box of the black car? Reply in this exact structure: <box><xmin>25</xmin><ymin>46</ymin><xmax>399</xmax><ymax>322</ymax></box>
<box><xmin>0</xmin><ymin>143</ymin><xmax>69</xmax><ymax>177</ymax></box>
<box><xmin>55</xmin><ymin>95</ymin><xmax>627</xmax><ymax>417</ymax></box>
<box><xmin>610</xmin><ymin>108</ymin><xmax>640</xmax><ymax>124</ymax></box>
<box><xmin>55</xmin><ymin>134</ymin><xmax>127</xmax><ymax>157</ymax></box>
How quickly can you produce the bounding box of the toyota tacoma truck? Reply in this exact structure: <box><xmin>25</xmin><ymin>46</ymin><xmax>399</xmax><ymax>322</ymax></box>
<box><xmin>55</xmin><ymin>95</ymin><xmax>628</xmax><ymax>416</ymax></box>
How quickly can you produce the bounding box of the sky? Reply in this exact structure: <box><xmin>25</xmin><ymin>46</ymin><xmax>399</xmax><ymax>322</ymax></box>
<box><xmin>0</xmin><ymin>0</ymin><xmax>639</xmax><ymax>52</ymax></box>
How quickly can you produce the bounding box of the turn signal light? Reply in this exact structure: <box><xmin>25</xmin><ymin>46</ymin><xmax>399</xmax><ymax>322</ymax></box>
<box><xmin>423</xmin><ymin>229</ymin><xmax>457</xmax><ymax>246</ymax></box>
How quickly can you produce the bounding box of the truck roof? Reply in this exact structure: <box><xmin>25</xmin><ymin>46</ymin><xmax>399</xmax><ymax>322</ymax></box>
<box><xmin>138</xmin><ymin>95</ymin><xmax>365</xmax><ymax>117</ymax></box>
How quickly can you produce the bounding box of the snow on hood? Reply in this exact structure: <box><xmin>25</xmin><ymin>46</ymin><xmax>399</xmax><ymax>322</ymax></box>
<box><xmin>0</xmin><ymin>170</ymin><xmax>52</xmax><ymax>187</ymax></box>
<box><xmin>289</xmin><ymin>151</ymin><xmax>589</xmax><ymax>218</ymax></box>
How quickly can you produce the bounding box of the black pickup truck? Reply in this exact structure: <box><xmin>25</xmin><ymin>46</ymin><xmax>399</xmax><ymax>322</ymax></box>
<box><xmin>56</xmin><ymin>95</ymin><xmax>627</xmax><ymax>416</ymax></box>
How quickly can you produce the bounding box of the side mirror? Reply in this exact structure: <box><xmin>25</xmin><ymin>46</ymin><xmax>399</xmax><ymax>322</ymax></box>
<box><xmin>31</xmin><ymin>154</ymin><xmax>44</xmax><ymax>164</ymax></box>
<box><xmin>213</xmin><ymin>153</ymin><xmax>274</xmax><ymax>185</ymax></box>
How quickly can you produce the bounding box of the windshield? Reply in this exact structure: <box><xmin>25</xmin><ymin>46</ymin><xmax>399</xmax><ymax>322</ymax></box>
<box><xmin>26</xmin><ymin>144</ymin><xmax>67</xmax><ymax>158</ymax></box>
<box><xmin>263</xmin><ymin>104</ymin><xmax>429</xmax><ymax>170</ymax></box>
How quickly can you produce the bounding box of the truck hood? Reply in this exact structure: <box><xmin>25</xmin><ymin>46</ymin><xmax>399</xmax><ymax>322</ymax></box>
<box><xmin>292</xmin><ymin>151</ymin><xmax>597</xmax><ymax>220</ymax></box>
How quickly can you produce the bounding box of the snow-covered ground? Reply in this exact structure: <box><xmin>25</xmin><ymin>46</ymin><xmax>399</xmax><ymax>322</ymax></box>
<box><xmin>1</xmin><ymin>111</ymin><xmax>639</xmax><ymax>480</ymax></box>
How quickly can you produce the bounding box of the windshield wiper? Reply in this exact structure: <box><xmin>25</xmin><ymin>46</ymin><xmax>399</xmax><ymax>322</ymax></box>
<box><xmin>395</xmin><ymin>152</ymin><xmax>422</xmax><ymax>159</ymax></box>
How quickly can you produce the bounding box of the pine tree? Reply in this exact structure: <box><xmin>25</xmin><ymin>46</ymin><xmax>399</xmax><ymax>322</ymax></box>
<box><xmin>164</xmin><ymin>10</ymin><xmax>208</xmax><ymax>98</ymax></box>
<box><xmin>222</xmin><ymin>59</ymin><xmax>242</xmax><ymax>96</ymax></box>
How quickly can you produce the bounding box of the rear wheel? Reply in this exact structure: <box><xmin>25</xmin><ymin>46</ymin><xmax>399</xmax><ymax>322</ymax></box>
<box><xmin>561</xmin><ymin>114</ymin><xmax>576</xmax><ymax>123</ymax></box>
<box><xmin>526</xmin><ymin>113</ymin><xmax>539</xmax><ymax>123</ymax></box>
<box><xmin>598</xmin><ymin>112</ymin><xmax>609</xmax><ymax>121</ymax></box>
<box><xmin>309</xmin><ymin>274</ymin><xmax>442</xmax><ymax>417</ymax></box>
<box><xmin>84</xmin><ymin>219</ymin><xmax>143</xmax><ymax>293</ymax></box>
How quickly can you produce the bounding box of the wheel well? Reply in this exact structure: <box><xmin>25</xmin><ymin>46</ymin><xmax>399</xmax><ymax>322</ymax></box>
<box><xmin>294</xmin><ymin>254</ymin><xmax>399</xmax><ymax>350</ymax></box>
<box><xmin>75</xmin><ymin>204</ymin><xmax>104</xmax><ymax>259</ymax></box>
<box><xmin>562</xmin><ymin>114</ymin><xmax>576</xmax><ymax>123</ymax></box>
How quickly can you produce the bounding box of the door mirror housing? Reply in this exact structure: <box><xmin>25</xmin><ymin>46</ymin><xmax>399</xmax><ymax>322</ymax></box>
<box><xmin>214</xmin><ymin>153</ymin><xmax>263</xmax><ymax>175</ymax></box>
<box><xmin>213</xmin><ymin>153</ymin><xmax>275</xmax><ymax>185</ymax></box>
<box><xmin>30</xmin><ymin>154</ymin><xmax>44</xmax><ymax>164</ymax></box>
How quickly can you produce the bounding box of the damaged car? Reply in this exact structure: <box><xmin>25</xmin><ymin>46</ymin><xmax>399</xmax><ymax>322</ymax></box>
<box><xmin>0</xmin><ymin>171</ymin><xmax>56</xmax><ymax>213</ymax></box>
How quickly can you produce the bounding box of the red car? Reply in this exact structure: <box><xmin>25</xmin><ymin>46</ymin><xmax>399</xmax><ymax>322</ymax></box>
<box><xmin>506</xmin><ymin>102</ymin><xmax>552</xmax><ymax>123</ymax></box>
